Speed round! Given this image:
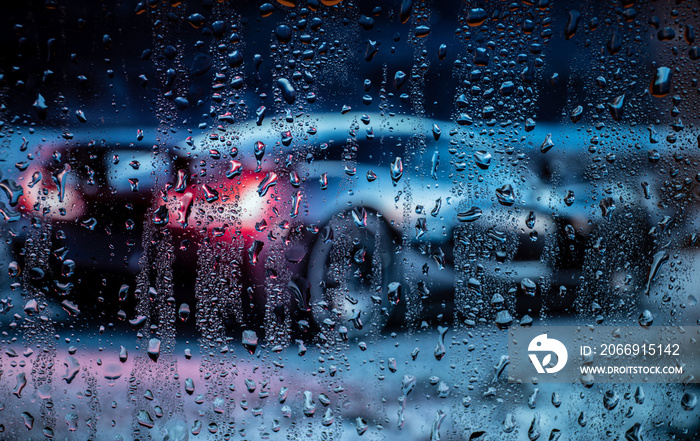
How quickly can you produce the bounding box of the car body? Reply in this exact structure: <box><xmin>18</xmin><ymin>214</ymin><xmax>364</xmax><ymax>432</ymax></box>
<box><xmin>6</xmin><ymin>112</ymin><xmax>696</xmax><ymax>340</ymax></box>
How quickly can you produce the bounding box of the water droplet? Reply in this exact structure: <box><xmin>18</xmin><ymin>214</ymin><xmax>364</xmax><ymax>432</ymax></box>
<box><xmin>303</xmin><ymin>390</ymin><xmax>316</xmax><ymax>416</ymax></box>
<box><xmin>62</xmin><ymin>356</ymin><xmax>80</xmax><ymax>383</ymax></box>
<box><xmin>458</xmin><ymin>207</ymin><xmax>482</xmax><ymax>222</ymax></box>
<box><xmin>185</xmin><ymin>377</ymin><xmax>195</xmax><ymax>395</ymax></box>
<box><xmin>528</xmin><ymin>413</ymin><xmax>541</xmax><ymax>440</ymax></box>
<box><xmin>609</xmin><ymin>94</ymin><xmax>626</xmax><ymax>120</ymax></box>
<box><xmin>495</xmin><ymin>310</ymin><xmax>513</xmax><ymax>329</ymax></box>
<box><xmin>275</xmin><ymin>24</ymin><xmax>292</xmax><ymax>43</ymax></box>
<box><xmin>104</xmin><ymin>363</ymin><xmax>123</xmax><ymax>381</ymax></box>
<box><xmin>658</xmin><ymin>27</ymin><xmax>676</xmax><ymax>41</ymax></box>
<box><xmin>540</xmin><ymin>133</ymin><xmax>554</xmax><ymax>153</ymax></box>
<box><xmin>242</xmin><ymin>330</ymin><xmax>258</xmax><ymax>354</ymax></box>
<box><xmin>603</xmin><ymin>389</ymin><xmax>620</xmax><ymax>410</ymax></box>
<box><xmin>13</xmin><ymin>373</ymin><xmax>26</xmax><ymax>398</ymax></box>
<box><xmin>565</xmin><ymin>10</ymin><xmax>581</xmax><ymax>39</ymax></box>
<box><xmin>8</xmin><ymin>261</ymin><xmax>20</xmax><ymax>278</ymax></box>
<box><xmin>33</xmin><ymin>93</ymin><xmax>48</xmax><ymax>119</ymax></box>
<box><xmin>179</xmin><ymin>303</ymin><xmax>190</xmax><ymax>321</ymax></box>
<box><xmin>644</xmin><ymin>251</ymin><xmax>668</xmax><ymax>296</ymax></box>
<box><xmin>650</xmin><ymin>66</ymin><xmax>672</xmax><ymax>97</ymax></box>
<box><xmin>474</xmin><ymin>150</ymin><xmax>491</xmax><ymax>169</ymax></box>
<box><xmin>356</xmin><ymin>417</ymin><xmax>368</xmax><ymax>435</ymax></box>
<box><xmin>137</xmin><ymin>410</ymin><xmax>154</xmax><ymax>428</ymax></box>
<box><xmin>607</xmin><ymin>30</ymin><xmax>622</xmax><ymax>55</ymax></box>
<box><xmin>399</xmin><ymin>0</ymin><xmax>412</xmax><ymax>23</ymax></box>
<box><xmin>624</xmin><ymin>423</ymin><xmax>643</xmax><ymax>441</ymax></box>
<box><xmin>24</xmin><ymin>298</ymin><xmax>39</xmax><ymax>314</ymax></box>
<box><xmin>681</xmin><ymin>392</ymin><xmax>697</xmax><ymax>410</ymax></box>
<box><xmin>388</xmin><ymin>282</ymin><xmax>401</xmax><ymax>305</ymax></box>
<box><xmin>257</xmin><ymin>172</ymin><xmax>278</xmax><ymax>197</ymax></box>
<box><xmin>496</xmin><ymin>184</ymin><xmax>515</xmax><ymax>206</ymax></box>
<box><xmin>549</xmin><ymin>429</ymin><xmax>562</xmax><ymax>441</ymax></box>
<box><xmin>521</xmin><ymin>278</ymin><xmax>537</xmax><ymax>296</ymax></box>
<box><xmin>430</xmin><ymin>410</ymin><xmax>446</xmax><ymax>441</ymax></box>
<box><xmin>434</xmin><ymin>326</ymin><xmax>448</xmax><ymax>360</ymax></box>
<box><xmin>466</xmin><ymin>8</ymin><xmax>487</xmax><ymax>27</ymax></box>
<box><xmin>428</xmin><ymin>151</ymin><xmax>439</xmax><ymax>179</ymax></box>
<box><xmin>22</xmin><ymin>412</ymin><xmax>34</xmax><ymax>430</ymax></box>
<box><xmin>438</xmin><ymin>44</ymin><xmax>447</xmax><ymax>60</ymax></box>
<box><xmin>551</xmin><ymin>392</ymin><xmax>562</xmax><ymax>407</ymax></box>
<box><xmin>147</xmin><ymin>338</ymin><xmax>161</xmax><ymax>362</ymax></box>
<box><xmin>276</xmin><ymin>78</ymin><xmax>296</xmax><ymax>104</ymax></box>
<box><xmin>599</xmin><ymin>197</ymin><xmax>616</xmax><ymax>220</ymax></box>
<box><xmin>528</xmin><ymin>388</ymin><xmax>539</xmax><ymax>408</ymax></box>
<box><xmin>503</xmin><ymin>413</ymin><xmax>517</xmax><ymax>432</ymax></box>
<box><xmin>394</xmin><ymin>70</ymin><xmax>406</xmax><ymax>89</ymax></box>
<box><xmin>564</xmin><ymin>190</ymin><xmax>575</xmax><ymax>206</ymax></box>
<box><xmin>571</xmin><ymin>105</ymin><xmax>583</xmax><ymax>122</ymax></box>
<box><xmin>322</xmin><ymin>408</ymin><xmax>334</xmax><ymax>426</ymax></box>
<box><xmin>638</xmin><ymin>309</ymin><xmax>653</xmax><ymax>327</ymax></box>
<box><xmin>390</xmin><ymin>157</ymin><xmax>403</xmax><ymax>186</ymax></box>
<box><xmin>415</xmin><ymin>25</ymin><xmax>430</xmax><ymax>37</ymax></box>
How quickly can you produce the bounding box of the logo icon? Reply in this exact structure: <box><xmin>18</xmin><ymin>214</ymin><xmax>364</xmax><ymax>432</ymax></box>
<box><xmin>528</xmin><ymin>334</ymin><xmax>568</xmax><ymax>374</ymax></box>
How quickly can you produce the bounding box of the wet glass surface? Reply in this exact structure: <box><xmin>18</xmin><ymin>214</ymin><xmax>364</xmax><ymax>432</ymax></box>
<box><xmin>0</xmin><ymin>1</ymin><xmax>698</xmax><ymax>440</ymax></box>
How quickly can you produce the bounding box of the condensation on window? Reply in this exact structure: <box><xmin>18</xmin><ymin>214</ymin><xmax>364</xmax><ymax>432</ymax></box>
<box><xmin>0</xmin><ymin>1</ymin><xmax>697</xmax><ymax>440</ymax></box>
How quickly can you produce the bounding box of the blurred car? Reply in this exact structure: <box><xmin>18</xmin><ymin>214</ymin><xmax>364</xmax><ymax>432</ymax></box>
<box><xmin>9</xmin><ymin>112</ymin><xmax>694</xmax><ymax>342</ymax></box>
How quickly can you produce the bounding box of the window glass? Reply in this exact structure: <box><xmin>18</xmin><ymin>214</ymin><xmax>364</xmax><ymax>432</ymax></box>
<box><xmin>0</xmin><ymin>1</ymin><xmax>698</xmax><ymax>440</ymax></box>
